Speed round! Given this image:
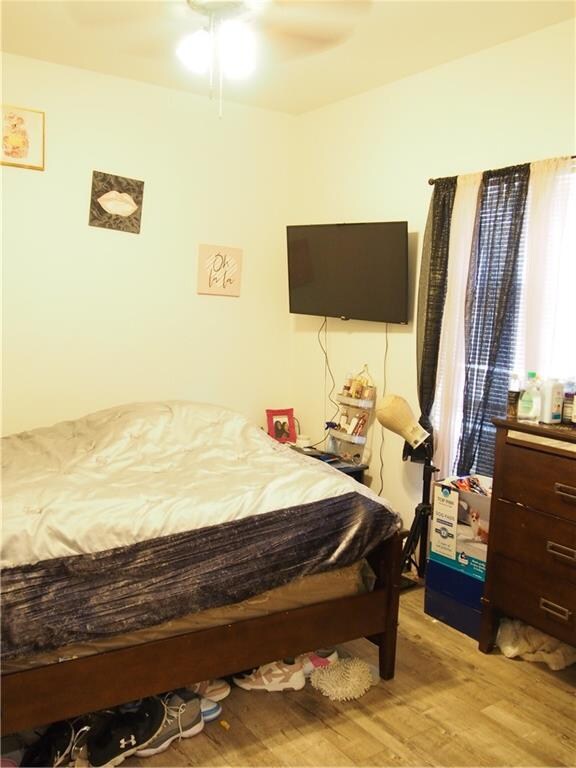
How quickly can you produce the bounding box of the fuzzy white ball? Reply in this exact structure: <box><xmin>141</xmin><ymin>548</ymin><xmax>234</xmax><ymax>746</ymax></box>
<box><xmin>310</xmin><ymin>658</ymin><xmax>373</xmax><ymax>701</ymax></box>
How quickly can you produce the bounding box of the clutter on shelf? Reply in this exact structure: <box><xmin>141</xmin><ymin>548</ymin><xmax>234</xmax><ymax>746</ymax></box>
<box><xmin>327</xmin><ymin>365</ymin><xmax>376</xmax><ymax>462</ymax></box>
<box><xmin>507</xmin><ymin>371</ymin><xmax>576</xmax><ymax>425</ymax></box>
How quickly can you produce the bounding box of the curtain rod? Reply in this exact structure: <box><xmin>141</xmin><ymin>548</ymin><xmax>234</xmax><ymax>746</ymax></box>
<box><xmin>428</xmin><ymin>155</ymin><xmax>576</xmax><ymax>185</ymax></box>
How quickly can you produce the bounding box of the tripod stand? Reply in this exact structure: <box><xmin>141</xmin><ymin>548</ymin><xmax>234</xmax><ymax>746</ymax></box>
<box><xmin>400</xmin><ymin>439</ymin><xmax>437</xmax><ymax>586</ymax></box>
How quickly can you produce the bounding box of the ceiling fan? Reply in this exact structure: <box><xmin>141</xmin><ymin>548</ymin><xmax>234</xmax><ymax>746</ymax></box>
<box><xmin>185</xmin><ymin>0</ymin><xmax>372</xmax><ymax>57</ymax></box>
<box><xmin>62</xmin><ymin>0</ymin><xmax>372</xmax><ymax>62</ymax></box>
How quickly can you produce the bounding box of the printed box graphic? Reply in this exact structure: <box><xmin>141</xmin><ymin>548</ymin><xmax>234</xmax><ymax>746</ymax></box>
<box><xmin>430</xmin><ymin>477</ymin><xmax>492</xmax><ymax>582</ymax></box>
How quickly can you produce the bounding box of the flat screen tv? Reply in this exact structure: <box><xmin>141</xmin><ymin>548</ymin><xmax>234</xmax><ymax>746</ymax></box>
<box><xmin>287</xmin><ymin>221</ymin><xmax>408</xmax><ymax>324</ymax></box>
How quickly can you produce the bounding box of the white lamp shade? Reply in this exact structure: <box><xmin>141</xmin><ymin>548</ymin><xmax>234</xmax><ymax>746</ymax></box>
<box><xmin>376</xmin><ymin>394</ymin><xmax>430</xmax><ymax>449</ymax></box>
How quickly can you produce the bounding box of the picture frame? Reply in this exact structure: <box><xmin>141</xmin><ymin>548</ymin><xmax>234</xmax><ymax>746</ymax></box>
<box><xmin>197</xmin><ymin>244</ymin><xmax>243</xmax><ymax>297</ymax></box>
<box><xmin>266</xmin><ymin>408</ymin><xmax>297</xmax><ymax>443</ymax></box>
<box><xmin>1</xmin><ymin>105</ymin><xmax>45</xmax><ymax>171</ymax></box>
<box><xmin>89</xmin><ymin>170</ymin><xmax>145</xmax><ymax>234</ymax></box>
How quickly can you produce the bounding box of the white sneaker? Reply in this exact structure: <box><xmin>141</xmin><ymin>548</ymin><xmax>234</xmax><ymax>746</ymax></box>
<box><xmin>187</xmin><ymin>679</ymin><xmax>231</xmax><ymax>702</ymax></box>
<box><xmin>296</xmin><ymin>649</ymin><xmax>339</xmax><ymax>677</ymax></box>
<box><xmin>233</xmin><ymin>660</ymin><xmax>306</xmax><ymax>692</ymax></box>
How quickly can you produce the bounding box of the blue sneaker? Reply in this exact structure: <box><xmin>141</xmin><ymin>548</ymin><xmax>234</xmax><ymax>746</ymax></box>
<box><xmin>200</xmin><ymin>698</ymin><xmax>222</xmax><ymax>723</ymax></box>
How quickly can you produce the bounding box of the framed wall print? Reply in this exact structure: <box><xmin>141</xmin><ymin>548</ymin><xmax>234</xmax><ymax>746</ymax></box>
<box><xmin>266</xmin><ymin>408</ymin><xmax>297</xmax><ymax>443</ymax></box>
<box><xmin>197</xmin><ymin>244</ymin><xmax>243</xmax><ymax>297</ymax></box>
<box><xmin>89</xmin><ymin>170</ymin><xmax>145</xmax><ymax>234</ymax></box>
<box><xmin>2</xmin><ymin>105</ymin><xmax>45</xmax><ymax>171</ymax></box>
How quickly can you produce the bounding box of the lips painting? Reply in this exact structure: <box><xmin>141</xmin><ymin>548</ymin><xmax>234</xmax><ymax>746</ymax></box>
<box><xmin>97</xmin><ymin>190</ymin><xmax>139</xmax><ymax>217</ymax></box>
<box><xmin>89</xmin><ymin>171</ymin><xmax>144</xmax><ymax>234</ymax></box>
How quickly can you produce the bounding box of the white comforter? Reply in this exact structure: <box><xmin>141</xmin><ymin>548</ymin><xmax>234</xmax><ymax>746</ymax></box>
<box><xmin>2</xmin><ymin>401</ymin><xmax>394</xmax><ymax>569</ymax></box>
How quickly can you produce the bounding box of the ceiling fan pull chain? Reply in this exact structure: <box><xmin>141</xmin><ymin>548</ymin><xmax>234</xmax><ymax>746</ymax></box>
<box><xmin>208</xmin><ymin>12</ymin><xmax>215</xmax><ymax>99</ymax></box>
<box><xmin>219</xmin><ymin>52</ymin><xmax>224</xmax><ymax>118</ymax></box>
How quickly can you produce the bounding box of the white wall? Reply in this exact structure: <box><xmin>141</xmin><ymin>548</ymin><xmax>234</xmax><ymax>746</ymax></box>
<box><xmin>2</xmin><ymin>55</ymin><xmax>298</xmax><ymax>433</ymax></box>
<box><xmin>2</xmin><ymin>20</ymin><xmax>574</xmax><ymax>528</ymax></box>
<box><xmin>289</xmin><ymin>20</ymin><xmax>575</xmax><ymax>524</ymax></box>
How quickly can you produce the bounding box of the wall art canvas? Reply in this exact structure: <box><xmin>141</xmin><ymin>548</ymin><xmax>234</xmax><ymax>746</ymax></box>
<box><xmin>197</xmin><ymin>244</ymin><xmax>243</xmax><ymax>297</ymax></box>
<box><xmin>89</xmin><ymin>170</ymin><xmax>144</xmax><ymax>234</ymax></box>
<box><xmin>1</xmin><ymin>105</ymin><xmax>45</xmax><ymax>171</ymax></box>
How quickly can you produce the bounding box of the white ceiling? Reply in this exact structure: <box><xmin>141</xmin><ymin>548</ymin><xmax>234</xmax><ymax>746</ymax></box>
<box><xmin>2</xmin><ymin>0</ymin><xmax>574</xmax><ymax>114</ymax></box>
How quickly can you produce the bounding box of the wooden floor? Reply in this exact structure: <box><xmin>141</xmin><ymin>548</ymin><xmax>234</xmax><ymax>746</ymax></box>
<box><xmin>125</xmin><ymin>587</ymin><xmax>576</xmax><ymax>767</ymax></box>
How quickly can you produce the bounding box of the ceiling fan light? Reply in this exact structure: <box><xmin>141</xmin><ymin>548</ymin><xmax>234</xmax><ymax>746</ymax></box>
<box><xmin>176</xmin><ymin>29</ymin><xmax>212</xmax><ymax>75</ymax></box>
<box><xmin>217</xmin><ymin>19</ymin><xmax>257</xmax><ymax>80</ymax></box>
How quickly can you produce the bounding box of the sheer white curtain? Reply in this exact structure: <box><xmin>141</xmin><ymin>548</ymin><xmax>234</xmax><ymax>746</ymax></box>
<box><xmin>431</xmin><ymin>173</ymin><xmax>481</xmax><ymax>478</ymax></box>
<box><xmin>431</xmin><ymin>156</ymin><xmax>574</xmax><ymax>478</ymax></box>
<box><xmin>516</xmin><ymin>157</ymin><xmax>576</xmax><ymax>379</ymax></box>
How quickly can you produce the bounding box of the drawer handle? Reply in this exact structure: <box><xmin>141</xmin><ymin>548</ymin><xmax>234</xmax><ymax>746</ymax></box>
<box><xmin>546</xmin><ymin>540</ymin><xmax>576</xmax><ymax>563</ymax></box>
<box><xmin>539</xmin><ymin>598</ymin><xmax>572</xmax><ymax>622</ymax></box>
<box><xmin>554</xmin><ymin>483</ymin><xmax>576</xmax><ymax>502</ymax></box>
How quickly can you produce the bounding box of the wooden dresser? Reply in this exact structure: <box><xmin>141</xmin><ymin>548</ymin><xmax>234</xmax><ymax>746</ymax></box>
<box><xmin>479</xmin><ymin>419</ymin><xmax>576</xmax><ymax>652</ymax></box>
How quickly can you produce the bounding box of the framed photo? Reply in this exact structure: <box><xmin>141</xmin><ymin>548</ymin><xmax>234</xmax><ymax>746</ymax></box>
<box><xmin>2</xmin><ymin>105</ymin><xmax>45</xmax><ymax>171</ymax></box>
<box><xmin>197</xmin><ymin>244</ymin><xmax>243</xmax><ymax>297</ymax></box>
<box><xmin>266</xmin><ymin>408</ymin><xmax>297</xmax><ymax>443</ymax></box>
<box><xmin>89</xmin><ymin>170</ymin><xmax>145</xmax><ymax>234</ymax></box>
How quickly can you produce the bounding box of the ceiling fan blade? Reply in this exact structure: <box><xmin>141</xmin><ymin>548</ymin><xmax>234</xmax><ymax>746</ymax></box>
<box><xmin>257</xmin><ymin>0</ymin><xmax>371</xmax><ymax>38</ymax></box>
<box><xmin>60</xmin><ymin>1</ymin><xmax>178</xmax><ymax>29</ymax></box>
<box><xmin>60</xmin><ymin>1</ymin><xmax>203</xmax><ymax>59</ymax></box>
<box><xmin>260</xmin><ymin>25</ymin><xmax>347</xmax><ymax>59</ymax></box>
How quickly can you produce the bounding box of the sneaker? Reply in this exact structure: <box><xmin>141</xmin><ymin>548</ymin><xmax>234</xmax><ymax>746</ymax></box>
<box><xmin>167</xmin><ymin>688</ymin><xmax>222</xmax><ymax>723</ymax></box>
<box><xmin>87</xmin><ymin>697</ymin><xmax>164</xmax><ymax>767</ymax></box>
<box><xmin>187</xmin><ymin>679</ymin><xmax>231</xmax><ymax>702</ymax></box>
<box><xmin>296</xmin><ymin>649</ymin><xmax>339</xmax><ymax>677</ymax></box>
<box><xmin>233</xmin><ymin>660</ymin><xmax>306</xmax><ymax>692</ymax></box>
<box><xmin>134</xmin><ymin>693</ymin><xmax>204</xmax><ymax>758</ymax></box>
<box><xmin>200</xmin><ymin>698</ymin><xmax>222</xmax><ymax>723</ymax></box>
<box><xmin>20</xmin><ymin>720</ymin><xmax>75</xmax><ymax>767</ymax></box>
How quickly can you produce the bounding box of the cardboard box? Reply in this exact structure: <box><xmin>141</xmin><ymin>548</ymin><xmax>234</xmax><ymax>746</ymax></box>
<box><xmin>424</xmin><ymin>583</ymin><xmax>482</xmax><ymax>641</ymax></box>
<box><xmin>429</xmin><ymin>475</ymin><xmax>492</xmax><ymax>582</ymax></box>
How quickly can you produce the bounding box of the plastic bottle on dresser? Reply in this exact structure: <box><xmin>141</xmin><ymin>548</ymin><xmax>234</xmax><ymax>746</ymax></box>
<box><xmin>539</xmin><ymin>379</ymin><xmax>564</xmax><ymax>424</ymax></box>
<box><xmin>506</xmin><ymin>373</ymin><xmax>521</xmax><ymax>419</ymax></box>
<box><xmin>562</xmin><ymin>379</ymin><xmax>575</xmax><ymax>424</ymax></box>
<box><xmin>517</xmin><ymin>371</ymin><xmax>541</xmax><ymax>422</ymax></box>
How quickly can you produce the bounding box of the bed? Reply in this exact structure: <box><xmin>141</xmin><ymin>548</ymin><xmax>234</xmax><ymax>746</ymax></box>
<box><xmin>1</xmin><ymin>401</ymin><xmax>403</xmax><ymax>735</ymax></box>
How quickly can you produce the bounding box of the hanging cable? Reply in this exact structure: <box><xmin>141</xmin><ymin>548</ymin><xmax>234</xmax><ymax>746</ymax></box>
<box><xmin>308</xmin><ymin>317</ymin><xmax>339</xmax><ymax>448</ymax></box>
<box><xmin>317</xmin><ymin>317</ymin><xmax>340</xmax><ymax>424</ymax></box>
<box><xmin>377</xmin><ymin>323</ymin><xmax>389</xmax><ymax>495</ymax></box>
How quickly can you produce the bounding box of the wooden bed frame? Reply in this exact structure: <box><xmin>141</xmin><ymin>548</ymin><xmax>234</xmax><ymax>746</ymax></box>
<box><xmin>1</xmin><ymin>532</ymin><xmax>402</xmax><ymax>735</ymax></box>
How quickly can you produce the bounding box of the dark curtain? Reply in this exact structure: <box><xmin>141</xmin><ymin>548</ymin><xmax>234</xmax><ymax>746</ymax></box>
<box><xmin>404</xmin><ymin>176</ymin><xmax>457</xmax><ymax>462</ymax></box>
<box><xmin>455</xmin><ymin>164</ymin><xmax>530</xmax><ymax>475</ymax></box>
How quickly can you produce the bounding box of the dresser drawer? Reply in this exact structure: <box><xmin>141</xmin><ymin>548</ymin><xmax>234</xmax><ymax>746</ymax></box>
<box><xmin>497</xmin><ymin>443</ymin><xmax>576</xmax><ymax>522</ymax></box>
<box><xmin>489</xmin><ymin>499</ymin><xmax>576</xmax><ymax>582</ymax></box>
<box><xmin>490</xmin><ymin>555</ymin><xmax>576</xmax><ymax>645</ymax></box>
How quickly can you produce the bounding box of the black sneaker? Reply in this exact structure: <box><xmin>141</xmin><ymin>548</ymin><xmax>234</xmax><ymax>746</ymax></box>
<box><xmin>20</xmin><ymin>721</ymin><xmax>75</xmax><ymax>767</ymax></box>
<box><xmin>87</xmin><ymin>697</ymin><xmax>165</xmax><ymax>767</ymax></box>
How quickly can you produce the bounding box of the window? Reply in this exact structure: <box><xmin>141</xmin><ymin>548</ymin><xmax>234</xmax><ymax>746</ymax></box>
<box><xmin>430</xmin><ymin>158</ymin><xmax>575</xmax><ymax>477</ymax></box>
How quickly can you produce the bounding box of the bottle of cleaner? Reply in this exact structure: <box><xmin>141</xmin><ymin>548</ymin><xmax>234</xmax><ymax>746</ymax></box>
<box><xmin>506</xmin><ymin>373</ymin><xmax>521</xmax><ymax>419</ymax></box>
<box><xmin>562</xmin><ymin>379</ymin><xmax>575</xmax><ymax>424</ymax></box>
<box><xmin>518</xmin><ymin>371</ymin><xmax>541</xmax><ymax>422</ymax></box>
<box><xmin>539</xmin><ymin>379</ymin><xmax>564</xmax><ymax>424</ymax></box>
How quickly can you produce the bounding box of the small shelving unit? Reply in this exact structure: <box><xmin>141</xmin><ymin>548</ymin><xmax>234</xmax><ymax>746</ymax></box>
<box><xmin>335</xmin><ymin>394</ymin><xmax>375</xmax><ymax>410</ymax></box>
<box><xmin>328</xmin><ymin>429</ymin><xmax>366</xmax><ymax>446</ymax></box>
<box><xmin>328</xmin><ymin>393</ymin><xmax>375</xmax><ymax>462</ymax></box>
